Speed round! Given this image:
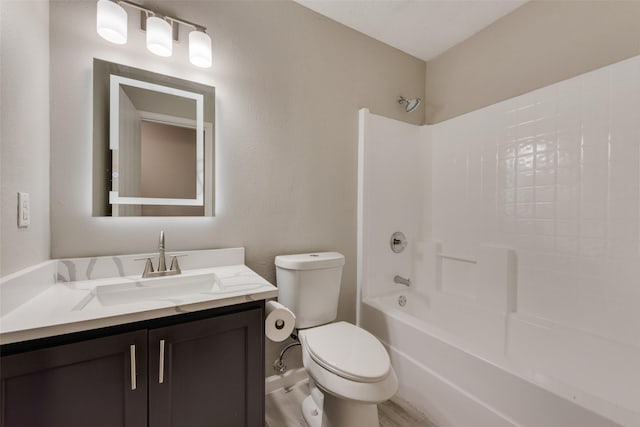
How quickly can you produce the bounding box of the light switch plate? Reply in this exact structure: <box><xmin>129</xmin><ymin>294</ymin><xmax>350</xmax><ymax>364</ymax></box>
<box><xmin>18</xmin><ymin>192</ymin><xmax>30</xmax><ymax>228</ymax></box>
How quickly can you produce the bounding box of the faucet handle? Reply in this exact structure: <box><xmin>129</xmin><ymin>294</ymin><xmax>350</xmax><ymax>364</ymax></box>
<box><xmin>169</xmin><ymin>254</ymin><xmax>187</xmax><ymax>273</ymax></box>
<box><xmin>134</xmin><ymin>257</ymin><xmax>155</xmax><ymax>277</ymax></box>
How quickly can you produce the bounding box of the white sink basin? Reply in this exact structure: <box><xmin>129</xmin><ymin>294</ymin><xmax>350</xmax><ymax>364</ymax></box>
<box><xmin>94</xmin><ymin>273</ymin><xmax>219</xmax><ymax>306</ymax></box>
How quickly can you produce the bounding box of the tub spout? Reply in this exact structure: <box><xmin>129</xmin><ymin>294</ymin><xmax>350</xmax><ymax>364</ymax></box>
<box><xmin>394</xmin><ymin>275</ymin><xmax>411</xmax><ymax>286</ymax></box>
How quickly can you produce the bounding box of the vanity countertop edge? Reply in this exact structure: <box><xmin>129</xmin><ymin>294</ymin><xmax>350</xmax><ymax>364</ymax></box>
<box><xmin>0</xmin><ymin>247</ymin><xmax>278</xmax><ymax>346</ymax></box>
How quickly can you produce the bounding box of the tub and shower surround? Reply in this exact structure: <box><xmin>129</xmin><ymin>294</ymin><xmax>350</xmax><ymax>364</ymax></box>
<box><xmin>357</xmin><ymin>54</ymin><xmax>640</xmax><ymax>427</ymax></box>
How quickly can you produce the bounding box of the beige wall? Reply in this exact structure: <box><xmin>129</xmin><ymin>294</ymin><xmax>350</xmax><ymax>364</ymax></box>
<box><xmin>49</xmin><ymin>1</ymin><xmax>424</xmax><ymax>372</ymax></box>
<box><xmin>425</xmin><ymin>0</ymin><xmax>640</xmax><ymax>124</ymax></box>
<box><xmin>50</xmin><ymin>0</ymin><xmax>424</xmax><ymax>295</ymax></box>
<box><xmin>0</xmin><ymin>0</ymin><xmax>50</xmax><ymax>276</ymax></box>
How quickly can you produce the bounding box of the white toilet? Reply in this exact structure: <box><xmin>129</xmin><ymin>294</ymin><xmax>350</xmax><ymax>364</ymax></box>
<box><xmin>275</xmin><ymin>252</ymin><xmax>398</xmax><ymax>427</ymax></box>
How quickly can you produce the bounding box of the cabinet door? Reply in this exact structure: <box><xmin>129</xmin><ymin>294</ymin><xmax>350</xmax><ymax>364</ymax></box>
<box><xmin>0</xmin><ymin>330</ymin><xmax>147</xmax><ymax>427</ymax></box>
<box><xmin>148</xmin><ymin>308</ymin><xmax>264</xmax><ymax>427</ymax></box>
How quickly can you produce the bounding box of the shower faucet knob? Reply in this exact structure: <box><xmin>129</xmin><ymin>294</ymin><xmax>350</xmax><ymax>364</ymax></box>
<box><xmin>390</xmin><ymin>231</ymin><xmax>407</xmax><ymax>253</ymax></box>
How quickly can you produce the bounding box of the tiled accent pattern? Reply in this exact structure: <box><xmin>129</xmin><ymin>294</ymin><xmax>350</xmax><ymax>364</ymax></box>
<box><xmin>431</xmin><ymin>56</ymin><xmax>640</xmax><ymax>346</ymax></box>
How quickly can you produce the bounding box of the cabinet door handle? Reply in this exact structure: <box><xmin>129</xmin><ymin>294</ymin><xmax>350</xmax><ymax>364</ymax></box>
<box><xmin>130</xmin><ymin>344</ymin><xmax>137</xmax><ymax>391</ymax></box>
<box><xmin>159</xmin><ymin>339</ymin><xmax>165</xmax><ymax>384</ymax></box>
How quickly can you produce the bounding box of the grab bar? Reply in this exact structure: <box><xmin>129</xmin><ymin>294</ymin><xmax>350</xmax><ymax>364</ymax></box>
<box><xmin>437</xmin><ymin>253</ymin><xmax>477</xmax><ymax>264</ymax></box>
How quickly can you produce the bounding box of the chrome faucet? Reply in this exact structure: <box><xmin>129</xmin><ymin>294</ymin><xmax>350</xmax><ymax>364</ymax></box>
<box><xmin>136</xmin><ymin>231</ymin><xmax>184</xmax><ymax>278</ymax></box>
<box><xmin>158</xmin><ymin>231</ymin><xmax>167</xmax><ymax>272</ymax></box>
<box><xmin>394</xmin><ymin>275</ymin><xmax>411</xmax><ymax>286</ymax></box>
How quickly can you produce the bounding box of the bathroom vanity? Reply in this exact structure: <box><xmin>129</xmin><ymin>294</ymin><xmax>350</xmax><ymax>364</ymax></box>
<box><xmin>0</xmin><ymin>248</ymin><xmax>277</xmax><ymax>427</ymax></box>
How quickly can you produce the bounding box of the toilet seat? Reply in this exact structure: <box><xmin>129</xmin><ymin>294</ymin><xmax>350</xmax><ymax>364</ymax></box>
<box><xmin>302</xmin><ymin>321</ymin><xmax>391</xmax><ymax>383</ymax></box>
<box><xmin>300</xmin><ymin>333</ymin><xmax>398</xmax><ymax>404</ymax></box>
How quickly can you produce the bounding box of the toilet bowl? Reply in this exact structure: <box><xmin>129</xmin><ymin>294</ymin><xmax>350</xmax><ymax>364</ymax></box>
<box><xmin>298</xmin><ymin>322</ymin><xmax>398</xmax><ymax>427</ymax></box>
<box><xmin>274</xmin><ymin>252</ymin><xmax>398</xmax><ymax>427</ymax></box>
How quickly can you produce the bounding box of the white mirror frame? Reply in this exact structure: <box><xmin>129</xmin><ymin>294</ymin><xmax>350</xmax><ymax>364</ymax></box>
<box><xmin>108</xmin><ymin>74</ymin><xmax>204</xmax><ymax>206</ymax></box>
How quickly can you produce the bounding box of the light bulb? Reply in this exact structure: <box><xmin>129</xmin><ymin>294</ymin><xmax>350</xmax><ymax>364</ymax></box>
<box><xmin>96</xmin><ymin>0</ymin><xmax>127</xmax><ymax>44</ymax></box>
<box><xmin>189</xmin><ymin>31</ymin><xmax>212</xmax><ymax>68</ymax></box>
<box><xmin>146</xmin><ymin>16</ymin><xmax>172</xmax><ymax>57</ymax></box>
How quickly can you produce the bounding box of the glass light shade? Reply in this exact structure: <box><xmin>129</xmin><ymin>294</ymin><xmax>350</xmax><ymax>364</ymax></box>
<box><xmin>146</xmin><ymin>17</ymin><xmax>172</xmax><ymax>57</ymax></box>
<box><xmin>189</xmin><ymin>31</ymin><xmax>212</xmax><ymax>68</ymax></box>
<box><xmin>96</xmin><ymin>0</ymin><xmax>127</xmax><ymax>44</ymax></box>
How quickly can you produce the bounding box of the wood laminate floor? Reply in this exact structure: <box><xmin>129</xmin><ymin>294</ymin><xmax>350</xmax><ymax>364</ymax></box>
<box><xmin>265</xmin><ymin>379</ymin><xmax>439</xmax><ymax>427</ymax></box>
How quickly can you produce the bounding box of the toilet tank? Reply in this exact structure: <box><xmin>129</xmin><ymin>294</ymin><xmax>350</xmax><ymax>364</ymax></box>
<box><xmin>275</xmin><ymin>252</ymin><xmax>345</xmax><ymax>329</ymax></box>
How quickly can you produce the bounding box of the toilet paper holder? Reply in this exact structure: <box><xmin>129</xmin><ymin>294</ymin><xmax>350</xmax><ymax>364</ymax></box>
<box><xmin>265</xmin><ymin>300</ymin><xmax>296</xmax><ymax>342</ymax></box>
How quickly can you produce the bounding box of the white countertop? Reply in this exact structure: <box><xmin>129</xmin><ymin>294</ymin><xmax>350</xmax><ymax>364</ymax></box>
<box><xmin>0</xmin><ymin>250</ymin><xmax>278</xmax><ymax>345</ymax></box>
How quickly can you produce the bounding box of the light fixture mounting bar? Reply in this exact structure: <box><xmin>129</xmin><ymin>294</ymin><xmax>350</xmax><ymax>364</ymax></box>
<box><xmin>114</xmin><ymin>0</ymin><xmax>207</xmax><ymax>42</ymax></box>
<box><xmin>98</xmin><ymin>0</ymin><xmax>213</xmax><ymax>67</ymax></box>
<box><xmin>165</xmin><ymin>16</ymin><xmax>206</xmax><ymax>33</ymax></box>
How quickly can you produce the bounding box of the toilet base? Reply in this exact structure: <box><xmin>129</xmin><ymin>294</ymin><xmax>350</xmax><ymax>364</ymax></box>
<box><xmin>302</xmin><ymin>392</ymin><xmax>380</xmax><ymax>427</ymax></box>
<box><xmin>302</xmin><ymin>395</ymin><xmax>322</xmax><ymax>427</ymax></box>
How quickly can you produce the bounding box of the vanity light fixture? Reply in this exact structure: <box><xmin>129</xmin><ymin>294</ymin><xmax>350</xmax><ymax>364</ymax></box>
<box><xmin>146</xmin><ymin>15</ymin><xmax>173</xmax><ymax>57</ymax></box>
<box><xmin>96</xmin><ymin>0</ymin><xmax>127</xmax><ymax>44</ymax></box>
<box><xmin>95</xmin><ymin>0</ymin><xmax>213</xmax><ymax>68</ymax></box>
<box><xmin>189</xmin><ymin>30</ymin><xmax>213</xmax><ymax>68</ymax></box>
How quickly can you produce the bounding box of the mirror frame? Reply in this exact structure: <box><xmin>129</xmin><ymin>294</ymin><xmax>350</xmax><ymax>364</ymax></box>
<box><xmin>92</xmin><ymin>58</ymin><xmax>215</xmax><ymax>216</ymax></box>
<box><xmin>108</xmin><ymin>75</ymin><xmax>205</xmax><ymax>207</ymax></box>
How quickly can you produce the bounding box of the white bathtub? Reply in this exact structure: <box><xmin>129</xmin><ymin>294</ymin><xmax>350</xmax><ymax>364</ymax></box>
<box><xmin>360</xmin><ymin>290</ymin><xmax>637</xmax><ymax>427</ymax></box>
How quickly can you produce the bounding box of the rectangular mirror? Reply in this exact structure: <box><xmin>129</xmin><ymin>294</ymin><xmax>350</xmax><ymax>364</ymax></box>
<box><xmin>93</xmin><ymin>59</ymin><xmax>215</xmax><ymax>216</ymax></box>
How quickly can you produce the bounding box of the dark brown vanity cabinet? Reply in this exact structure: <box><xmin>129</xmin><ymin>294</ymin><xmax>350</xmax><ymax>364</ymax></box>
<box><xmin>149</xmin><ymin>308</ymin><xmax>264</xmax><ymax>427</ymax></box>
<box><xmin>0</xmin><ymin>303</ymin><xmax>264</xmax><ymax>427</ymax></box>
<box><xmin>0</xmin><ymin>330</ymin><xmax>148</xmax><ymax>427</ymax></box>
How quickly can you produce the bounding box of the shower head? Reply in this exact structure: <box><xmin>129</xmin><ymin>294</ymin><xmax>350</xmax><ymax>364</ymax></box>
<box><xmin>398</xmin><ymin>96</ymin><xmax>422</xmax><ymax>113</ymax></box>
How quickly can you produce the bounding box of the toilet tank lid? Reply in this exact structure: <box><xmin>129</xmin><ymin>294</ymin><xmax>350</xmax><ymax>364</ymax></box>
<box><xmin>275</xmin><ymin>252</ymin><xmax>345</xmax><ymax>270</ymax></box>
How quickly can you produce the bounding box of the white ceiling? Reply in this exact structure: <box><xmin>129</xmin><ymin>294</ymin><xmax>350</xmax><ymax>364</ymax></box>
<box><xmin>294</xmin><ymin>0</ymin><xmax>527</xmax><ymax>61</ymax></box>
